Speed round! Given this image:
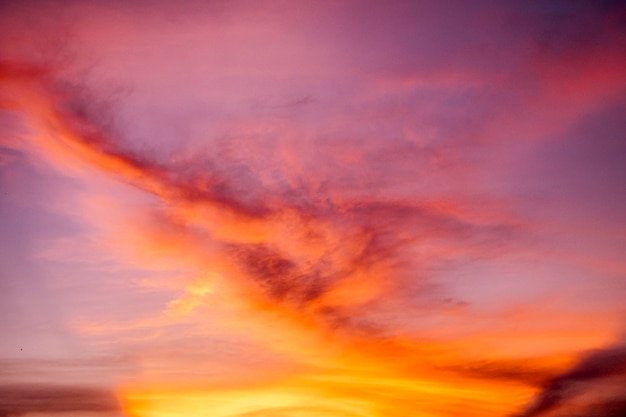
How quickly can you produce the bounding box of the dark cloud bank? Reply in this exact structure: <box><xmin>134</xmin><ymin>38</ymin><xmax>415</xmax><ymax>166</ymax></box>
<box><xmin>0</xmin><ymin>384</ymin><xmax>121</xmax><ymax>416</ymax></box>
<box><xmin>515</xmin><ymin>344</ymin><xmax>626</xmax><ymax>417</ymax></box>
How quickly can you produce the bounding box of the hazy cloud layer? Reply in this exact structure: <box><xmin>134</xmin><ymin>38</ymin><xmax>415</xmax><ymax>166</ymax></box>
<box><xmin>0</xmin><ymin>384</ymin><xmax>121</xmax><ymax>416</ymax></box>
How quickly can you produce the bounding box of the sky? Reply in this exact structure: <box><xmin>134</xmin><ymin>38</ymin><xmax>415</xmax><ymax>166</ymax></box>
<box><xmin>0</xmin><ymin>1</ymin><xmax>625</xmax><ymax>416</ymax></box>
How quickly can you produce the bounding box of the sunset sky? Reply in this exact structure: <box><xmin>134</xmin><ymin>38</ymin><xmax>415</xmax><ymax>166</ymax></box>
<box><xmin>1</xmin><ymin>1</ymin><xmax>625</xmax><ymax>416</ymax></box>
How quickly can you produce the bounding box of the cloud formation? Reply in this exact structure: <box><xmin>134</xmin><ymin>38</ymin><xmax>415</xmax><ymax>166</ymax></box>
<box><xmin>0</xmin><ymin>57</ymin><xmax>523</xmax><ymax>341</ymax></box>
<box><xmin>1</xmin><ymin>1</ymin><xmax>625</xmax><ymax>417</ymax></box>
<box><xmin>517</xmin><ymin>343</ymin><xmax>626</xmax><ymax>417</ymax></box>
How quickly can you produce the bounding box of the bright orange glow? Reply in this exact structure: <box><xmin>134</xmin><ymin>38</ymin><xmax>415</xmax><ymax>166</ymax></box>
<box><xmin>120</xmin><ymin>368</ymin><xmax>537</xmax><ymax>417</ymax></box>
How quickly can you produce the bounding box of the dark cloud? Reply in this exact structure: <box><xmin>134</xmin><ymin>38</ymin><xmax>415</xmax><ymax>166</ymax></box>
<box><xmin>516</xmin><ymin>344</ymin><xmax>626</xmax><ymax>417</ymax></box>
<box><xmin>573</xmin><ymin>398</ymin><xmax>626</xmax><ymax>417</ymax></box>
<box><xmin>0</xmin><ymin>384</ymin><xmax>121</xmax><ymax>416</ymax></box>
<box><xmin>224</xmin><ymin>196</ymin><xmax>518</xmax><ymax>333</ymax></box>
